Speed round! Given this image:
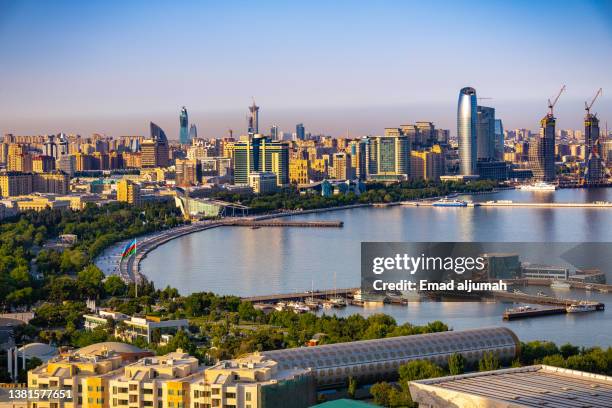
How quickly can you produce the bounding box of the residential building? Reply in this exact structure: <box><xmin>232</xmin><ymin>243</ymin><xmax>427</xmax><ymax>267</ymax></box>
<box><xmin>289</xmin><ymin>158</ymin><xmax>311</xmax><ymax>184</ymax></box>
<box><xmin>117</xmin><ymin>179</ymin><xmax>141</xmax><ymax>205</ymax></box>
<box><xmin>233</xmin><ymin>135</ymin><xmax>289</xmax><ymax>187</ymax></box>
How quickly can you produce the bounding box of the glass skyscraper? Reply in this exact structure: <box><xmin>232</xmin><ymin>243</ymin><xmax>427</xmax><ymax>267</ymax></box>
<box><xmin>494</xmin><ymin>119</ymin><xmax>504</xmax><ymax>161</ymax></box>
<box><xmin>477</xmin><ymin>105</ymin><xmax>496</xmax><ymax>160</ymax></box>
<box><xmin>529</xmin><ymin>114</ymin><xmax>556</xmax><ymax>182</ymax></box>
<box><xmin>189</xmin><ymin>124</ymin><xmax>198</xmax><ymax>140</ymax></box>
<box><xmin>457</xmin><ymin>87</ymin><xmax>478</xmax><ymax>175</ymax></box>
<box><xmin>179</xmin><ymin>106</ymin><xmax>189</xmax><ymax>144</ymax></box>
<box><xmin>296</xmin><ymin>123</ymin><xmax>305</xmax><ymax>140</ymax></box>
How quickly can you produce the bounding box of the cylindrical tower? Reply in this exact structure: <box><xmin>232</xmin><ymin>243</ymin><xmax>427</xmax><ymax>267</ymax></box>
<box><xmin>457</xmin><ymin>87</ymin><xmax>478</xmax><ymax>175</ymax></box>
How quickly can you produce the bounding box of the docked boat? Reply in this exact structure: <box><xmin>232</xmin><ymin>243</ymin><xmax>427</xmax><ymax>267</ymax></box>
<box><xmin>585</xmin><ymin>284</ymin><xmax>594</xmax><ymax>291</ymax></box>
<box><xmin>550</xmin><ymin>280</ymin><xmax>571</xmax><ymax>289</ymax></box>
<box><xmin>328</xmin><ymin>296</ymin><xmax>347</xmax><ymax>308</ymax></box>
<box><xmin>566</xmin><ymin>303</ymin><xmax>597</xmax><ymax>313</ymax></box>
<box><xmin>518</xmin><ymin>182</ymin><xmax>556</xmax><ymax>191</ymax></box>
<box><xmin>432</xmin><ymin>198</ymin><xmax>467</xmax><ymax>207</ymax></box>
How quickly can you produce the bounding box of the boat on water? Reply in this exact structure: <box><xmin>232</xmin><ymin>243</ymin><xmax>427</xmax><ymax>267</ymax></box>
<box><xmin>432</xmin><ymin>198</ymin><xmax>467</xmax><ymax>207</ymax></box>
<box><xmin>353</xmin><ymin>289</ymin><xmax>387</xmax><ymax>304</ymax></box>
<box><xmin>328</xmin><ymin>296</ymin><xmax>347</xmax><ymax>307</ymax></box>
<box><xmin>536</xmin><ymin>290</ymin><xmax>549</xmax><ymax>297</ymax></box>
<box><xmin>566</xmin><ymin>302</ymin><xmax>597</xmax><ymax>313</ymax></box>
<box><xmin>585</xmin><ymin>284</ymin><xmax>594</xmax><ymax>291</ymax></box>
<box><xmin>518</xmin><ymin>182</ymin><xmax>557</xmax><ymax>191</ymax></box>
<box><xmin>550</xmin><ymin>280</ymin><xmax>571</xmax><ymax>289</ymax></box>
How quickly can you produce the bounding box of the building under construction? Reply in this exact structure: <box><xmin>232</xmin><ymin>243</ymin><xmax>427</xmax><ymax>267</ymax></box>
<box><xmin>584</xmin><ymin>88</ymin><xmax>608</xmax><ymax>185</ymax></box>
<box><xmin>529</xmin><ymin>86</ymin><xmax>565</xmax><ymax>182</ymax></box>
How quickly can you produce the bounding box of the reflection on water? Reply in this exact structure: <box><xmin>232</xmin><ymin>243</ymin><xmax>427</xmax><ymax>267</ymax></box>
<box><xmin>142</xmin><ymin>188</ymin><xmax>612</xmax><ymax>346</ymax></box>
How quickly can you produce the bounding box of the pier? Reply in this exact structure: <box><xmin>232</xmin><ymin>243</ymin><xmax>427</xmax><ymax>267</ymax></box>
<box><xmin>222</xmin><ymin>220</ymin><xmax>343</xmax><ymax>228</ymax></box>
<box><xmin>404</xmin><ymin>200</ymin><xmax>612</xmax><ymax>208</ymax></box>
<box><xmin>243</xmin><ymin>288</ymin><xmax>357</xmax><ymax>303</ymax></box>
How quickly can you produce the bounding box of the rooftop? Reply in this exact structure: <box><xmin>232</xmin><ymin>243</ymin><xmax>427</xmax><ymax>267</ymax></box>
<box><xmin>409</xmin><ymin>365</ymin><xmax>612</xmax><ymax>408</ymax></box>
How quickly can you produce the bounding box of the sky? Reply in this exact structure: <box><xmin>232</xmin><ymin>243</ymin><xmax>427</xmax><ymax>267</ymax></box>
<box><xmin>1</xmin><ymin>0</ymin><xmax>612</xmax><ymax>139</ymax></box>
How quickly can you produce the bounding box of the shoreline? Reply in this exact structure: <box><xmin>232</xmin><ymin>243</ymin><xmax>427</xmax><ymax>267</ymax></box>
<box><xmin>99</xmin><ymin>189</ymin><xmax>507</xmax><ymax>284</ymax></box>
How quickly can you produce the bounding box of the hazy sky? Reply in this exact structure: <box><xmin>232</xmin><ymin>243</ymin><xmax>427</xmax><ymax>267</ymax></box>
<box><xmin>1</xmin><ymin>0</ymin><xmax>612</xmax><ymax>139</ymax></box>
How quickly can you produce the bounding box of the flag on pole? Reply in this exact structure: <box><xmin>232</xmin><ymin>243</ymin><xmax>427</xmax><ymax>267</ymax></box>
<box><xmin>121</xmin><ymin>239</ymin><xmax>137</xmax><ymax>259</ymax></box>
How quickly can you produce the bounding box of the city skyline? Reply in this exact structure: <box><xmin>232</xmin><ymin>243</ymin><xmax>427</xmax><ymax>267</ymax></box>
<box><xmin>1</xmin><ymin>1</ymin><xmax>612</xmax><ymax>137</ymax></box>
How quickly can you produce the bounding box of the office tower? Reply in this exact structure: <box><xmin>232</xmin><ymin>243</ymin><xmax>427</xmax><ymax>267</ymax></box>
<box><xmin>117</xmin><ymin>179</ymin><xmax>141</xmax><ymax>205</ymax></box>
<box><xmin>349</xmin><ymin>139</ymin><xmax>367</xmax><ymax>180</ymax></box>
<box><xmin>248</xmin><ymin>100</ymin><xmax>259</xmax><ymax>136</ymax></box>
<box><xmin>233</xmin><ymin>135</ymin><xmax>289</xmax><ymax>186</ymax></box>
<box><xmin>296</xmin><ymin>123</ymin><xmax>306</xmax><ymax>141</ymax></box>
<box><xmin>529</xmin><ymin>115</ymin><xmax>557</xmax><ymax>182</ymax></box>
<box><xmin>189</xmin><ymin>123</ymin><xmax>198</xmax><ymax>140</ymax></box>
<box><xmin>270</xmin><ymin>124</ymin><xmax>279</xmax><ymax>140</ymax></box>
<box><xmin>416</xmin><ymin>121</ymin><xmax>436</xmax><ymax>146</ymax></box>
<box><xmin>494</xmin><ymin>119</ymin><xmax>504</xmax><ymax>160</ymax></box>
<box><xmin>457</xmin><ymin>87</ymin><xmax>478</xmax><ymax>175</ymax></box>
<box><xmin>476</xmin><ymin>106</ymin><xmax>496</xmax><ymax>160</ymax></box>
<box><xmin>435</xmin><ymin>129</ymin><xmax>450</xmax><ymax>144</ymax></box>
<box><xmin>141</xmin><ymin>122</ymin><xmax>169</xmax><ymax>167</ymax></box>
<box><xmin>179</xmin><ymin>106</ymin><xmax>189</xmax><ymax>144</ymax></box>
<box><xmin>368</xmin><ymin>134</ymin><xmax>410</xmax><ymax>181</ymax></box>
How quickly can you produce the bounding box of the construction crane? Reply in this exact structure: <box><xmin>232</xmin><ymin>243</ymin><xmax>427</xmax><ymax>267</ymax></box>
<box><xmin>585</xmin><ymin>88</ymin><xmax>602</xmax><ymax>116</ymax></box>
<box><xmin>547</xmin><ymin>85</ymin><xmax>566</xmax><ymax>116</ymax></box>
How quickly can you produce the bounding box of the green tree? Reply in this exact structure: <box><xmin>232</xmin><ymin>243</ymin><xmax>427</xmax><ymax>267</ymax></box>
<box><xmin>347</xmin><ymin>376</ymin><xmax>357</xmax><ymax>399</ymax></box>
<box><xmin>77</xmin><ymin>264</ymin><xmax>105</xmax><ymax>299</ymax></box>
<box><xmin>448</xmin><ymin>353</ymin><xmax>466</xmax><ymax>375</ymax></box>
<box><xmin>478</xmin><ymin>351</ymin><xmax>500</xmax><ymax>372</ymax></box>
<box><xmin>370</xmin><ymin>382</ymin><xmax>393</xmax><ymax>406</ymax></box>
<box><xmin>103</xmin><ymin>275</ymin><xmax>127</xmax><ymax>297</ymax></box>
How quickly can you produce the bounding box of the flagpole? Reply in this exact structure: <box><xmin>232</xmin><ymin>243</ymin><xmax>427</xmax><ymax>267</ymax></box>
<box><xmin>135</xmin><ymin>239</ymin><xmax>138</xmax><ymax>298</ymax></box>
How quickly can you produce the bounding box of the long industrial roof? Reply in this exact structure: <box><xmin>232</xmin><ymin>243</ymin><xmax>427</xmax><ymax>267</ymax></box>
<box><xmin>261</xmin><ymin>327</ymin><xmax>519</xmax><ymax>371</ymax></box>
<box><xmin>409</xmin><ymin>364</ymin><xmax>612</xmax><ymax>408</ymax></box>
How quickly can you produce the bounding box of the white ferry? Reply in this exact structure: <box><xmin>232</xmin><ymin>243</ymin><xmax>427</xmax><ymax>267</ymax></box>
<box><xmin>566</xmin><ymin>303</ymin><xmax>597</xmax><ymax>313</ymax></box>
<box><xmin>432</xmin><ymin>198</ymin><xmax>467</xmax><ymax>207</ymax></box>
<box><xmin>518</xmin><ymin>182</ymin><xmax>556</xmax><ymax>191</ymax></box>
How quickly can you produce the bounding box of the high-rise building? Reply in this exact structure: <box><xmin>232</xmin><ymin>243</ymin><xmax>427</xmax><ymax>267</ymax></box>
<box><xmin>248</xmin><ymin>100</ymin><xmax>259</xmax><ymax>136</ymax></box>
<box><xmin>410</xmin><ymin>145</ymin><xmax>445</xmax><ymax>181</ymax></box>
<box><xmin>584</xmin><ymin>109</ymin><xmax>606</xmax><ymax>184</ymax></box>
<box><xmin>141</xmin><ymin>122</ymin><xmax>169</xmax><ymax>167</ymax></box>
<box><xmin>296</xmin><ymin>123</ymin><xmax>305</xmax><ymax>141</ymax></box>
<box><xmin>349</xmin><ymin>139</ymin><xmax>368</xmax><ymax>180</ymax></box>
<box><xmin>367</xmin><ymin>134</ymin><xmax>410</xmax><ymax>181</ymax></box>
<box><xmin>477</xmin><ymin>106</ymin><xmax>496</xmax><ymax>160</ymax></box>
<box><xmin>415</xmin><ymin>121</ymin><xmax>436</xmax><ymax>147</ymax></box>
<box><xmin>289</xmin><ymin>158</ymin><xmax>311</xmax><ymax>184</ymax></box>
<box><xmin>179</xmin><ymin>106</ymin><xmax>189</xmax><ymax>144</ymax></box>
<box><xmin>117</xmin><ymin>179</ymin><xmax>141</xmax><ymax>205</ymax></box>
<box><xmin>270</xmin><ymin>124</ymin><xmax>279</xmax><ymax>140</ymax></box>
<box><xmin>32</xmin><ymin>155</ymin><xmax>56</xmax><ymax>173</ymax></box>
<box><xmin>43</xmin><ymin>135</ymin><xmax>58</xmax><ymax>158</ymax></box>
<box><xmin>189</xmin><ymin>123</ymin><xmax>198</xmax><ymax>140</ymax></box>
<box><xmin>330</xmin><ymin>152</ymin><xmax>353</xmax><ymax>180</ymax></box>
<box><xmin>175</xmin><ymin>158</ymin><xmax>199</xmax><ymax>186</ymax></box>
<box><xmin>233</xmin><ymin>135</ymin><xmax>289</xmax><ymax>186</ymax></box>
<box><xmin>529</xmin><ymin>114</ymin><xmax>557</xmax><ymax>182</ymax></box>
<box><xmin>494</xmin><ymin>119</ymin><xmax>504</xmax><ymax>160</ymax></box>
<box><xmin>457</xmin><ymin>87</ymin><xmax>478</xmax><ymax>175</ymax></box>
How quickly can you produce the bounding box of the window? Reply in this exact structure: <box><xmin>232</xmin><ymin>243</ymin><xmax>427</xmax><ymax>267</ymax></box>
<box><xmin>158</xmin><ymin>389</ymin><xmax>163</xmax><ymax>397</ymax></box>
<box><xmin>113</xmin><ymin>398</ymin><xmax>118</xmax><ymax>406</ymax></box>
<box><xmin>88</xmin><ymin>386</ymin><xmax>93</xmax><ymax>392</ymax></box>
<box><xmin>224</xmin><ymin>393</ymin><xmax>236</xmax><ymax>399</ymax></box>
<box><xmin>129</xmin><ymin>384</ymin><xmax>138</xmax><ymax>391</ymax></box>
<box><xmin>168</xmin><ymin>389</ymin><xmax>175</xmax><ymax>396</ymax></box>
<box><xmin>245</xmin><ymin>392</ymin><xmax>251</xmax><ymax>402</ymax></box>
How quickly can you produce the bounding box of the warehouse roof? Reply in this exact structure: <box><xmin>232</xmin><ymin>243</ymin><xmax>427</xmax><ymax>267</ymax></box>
<box><xmin>409</xmin><ymin>364</ymin><xmax>612</xmax><ymax>408</ymax></box>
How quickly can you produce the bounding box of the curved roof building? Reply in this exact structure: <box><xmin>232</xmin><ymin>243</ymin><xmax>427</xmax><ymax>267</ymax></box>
<box><xmin>457</xmin><ymin>87</ymin><xmax>478</xmax><ymax>175</ymax></box>
<box><xmin>18</xmin><ymin>342</ymin><xmax>58</xmax><ymax>362</ymax></box>
<box><xmin>261</xmin><ymin>327</ymin><xmax>519</xmax><ymax>388</ymax></box>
